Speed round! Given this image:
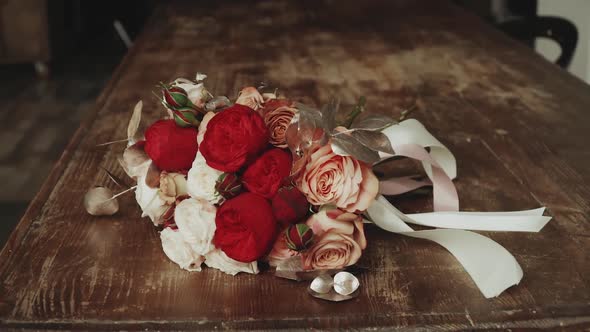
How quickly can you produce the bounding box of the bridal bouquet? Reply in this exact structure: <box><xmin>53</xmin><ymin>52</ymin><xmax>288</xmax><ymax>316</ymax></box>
<box><xmin>88</xmin><ymin>74</ymin><xmax>552</xmax><ymax>299</ymax></box>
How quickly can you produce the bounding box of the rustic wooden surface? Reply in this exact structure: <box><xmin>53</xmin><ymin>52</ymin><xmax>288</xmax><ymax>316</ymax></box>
<box><xmin>1</xmin><ymin>0</ymin><xmax>590</xmax><ymax>329</ymax></box>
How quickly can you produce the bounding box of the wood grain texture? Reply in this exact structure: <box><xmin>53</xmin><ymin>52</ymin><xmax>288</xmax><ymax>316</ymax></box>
<box><xmin>1</xmin><ymin>0</ymin><xmax>590</xmax><ymax>329</ymax></box>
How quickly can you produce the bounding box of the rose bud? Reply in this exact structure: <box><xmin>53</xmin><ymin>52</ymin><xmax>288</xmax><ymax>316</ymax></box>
<box><xmin>172</xmin><ymin>107</ymin><xmax>201</xmax><ymax>128</ymax></box>
<box><xmin>271</xmin><ymin>186</ymin><xmax>309</xmax><ymax>228</ymax></box>
<box><xmin>163</xmin><ymin>86</ymin><xmax>189</xmax><ymax>109</ymax></box>
<box><xmin>285</xmin><ymin>223</ymin><xmax>314</xmax><ymax>251</ymax></box>
<box><xmin>215</xmin><ymin>172</ymin><xmax>242</xmax><ymax>199</ymax></box>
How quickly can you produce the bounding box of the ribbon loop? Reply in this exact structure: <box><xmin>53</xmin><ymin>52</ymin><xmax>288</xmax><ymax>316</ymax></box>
<box><xmin>368</xmin><ymin>119</ymin><xmax>552</xmax><ymax>298</ymax></box>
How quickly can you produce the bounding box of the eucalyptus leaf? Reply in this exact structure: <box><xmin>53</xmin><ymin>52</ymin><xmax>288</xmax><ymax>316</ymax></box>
<box><xmin>205</xmin><ymin>96</ymin><xmax>231</xmax><ymax>112</ymax></box>
<box><xmin>84</xmin><ymin>187</ymin><xmax>119</xmax><ymax>216</ymax></box>
<box><xmin>351</xmin><ymin>114</ymin><xmax>397</xmax><ymax>131</ymax></box>
<box><xmin>145</xmin><ymin>162</ymin><xmax>161</xmax><ymax>189</ymax></box>
<box><xmin>330</xmin><ymin>134</ymin><xmax>380</xmax><ymax>164</ymax></box>
<box><xmin>123</xmin><ymin>144</ymin><xmax>150</xmax><ymax>170</ymax></box>
<box><xmin>101</xmin><ymin>167</ymin><xmax>130</xmax><ymax>188</ymax></box>
<box><xmin>275</xmin><ymin>256</ymin><xmax>341</xmax><ymax>281</ymax></box>
<box><xmin>351</xmin><ymin>130</ymin><xmax>395</xmax><ymax>155</ymax></box>
<box><xmin>127</xmin><ymin>100</ymin><xmax>142</xmax><ymax>142</ymax></box>
<box><xmin>291</xmin><ymin>103</ymin><xmax>326</xmax><ymax>153</ymax></box>
<box><xmin>321</xmin><ymin>97</ymin><xmax>340</xmax><ymax>131</ymax></box>
<box><xmin>117</xmin><ymin>155</ymin><xmax>131</xmax><ymax>177</ymax></box>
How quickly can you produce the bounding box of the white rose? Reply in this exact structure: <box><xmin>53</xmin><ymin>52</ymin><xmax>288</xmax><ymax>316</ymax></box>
<box><xmin>187</xmin><ymin>153</ymin><xmax>223</xmax><ymax>204</ymax></box>
<box><xmin>158</xmin><ymin>172</ymin><xmax>189</xmax><ymax>205</ymax></box>
<box><xmin>204</xmin><ymin>249</ymin><xmax>259</xmax><ymax>276</ymax></box>
<box><xmin>197</xmin><ymin>112</ymin><xmax>216</xmax><ymax>145</ymax></box>
<box><xmin>174</xmin><ymin>198</ymin><xmax>217</xmax><ymax>255</ymax></box>
<box><xmin>175</xmin><ymin>81</ymin><xmax>208</xmax><ymax>108</ymax></box>
<box><xmin>135</xmin><ymin>174</ymin><xmax>168</xmax><ymax>225</ymax></box>
<box><xmin>160</xmin><ymin>228</ymin><xmax>204</xmax><ymax>271</ymax></box>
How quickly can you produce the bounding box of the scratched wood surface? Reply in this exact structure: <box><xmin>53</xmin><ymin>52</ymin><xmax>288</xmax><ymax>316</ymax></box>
<box><xmin>1</xmin><ymin>0</ymin><xmax>590</xmax><ymax>330</ymax></box>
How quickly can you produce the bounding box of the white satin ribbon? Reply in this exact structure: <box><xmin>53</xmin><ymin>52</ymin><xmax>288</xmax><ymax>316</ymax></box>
<box><xmin>367</xmin><ymin>195</ymin><xmax>525</xmax><ymax>298</ymax></box>
<box><xmin>368</xmin><ymin>119</ymin><xmax>552</xmax><ymax>298</ymax></box>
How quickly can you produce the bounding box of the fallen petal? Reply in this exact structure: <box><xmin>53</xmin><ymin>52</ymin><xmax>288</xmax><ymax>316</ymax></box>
<box><xmin>84</xmin><ymin>187</ymin><xmax>119</xmax><ymax>216</ymax></box>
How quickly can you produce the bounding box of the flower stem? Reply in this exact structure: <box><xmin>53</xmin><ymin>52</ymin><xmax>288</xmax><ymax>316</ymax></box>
<box><xmin>343</xmin><ymin>96</ymin><xmax>366</xmax><ymax>128</ymax></box>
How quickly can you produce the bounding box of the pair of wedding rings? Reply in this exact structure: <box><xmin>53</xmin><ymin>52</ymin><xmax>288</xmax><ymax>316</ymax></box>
<box><xmin>309</xmin><ymin>271</ymin><xmax>360</xmax><ymax>296</ymax></box>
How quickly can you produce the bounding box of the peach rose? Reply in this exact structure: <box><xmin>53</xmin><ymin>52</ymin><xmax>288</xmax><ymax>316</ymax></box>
<box><xmin>267</xmin><ymin>231</ymin><xmax>299</xmax><ymax>267</ymax></box>
<box><xmin>264</xmin><ymin>106</ymin><xmax>296</xmax><ymax>148</ymax></box>
<box><xmin>158</xmin><ymin>172</ymin><xmax>189</xmax><ymax>205</ymax></box>
<box><xmin>235</xmin><ymin>87</ymin><xmax>264</xmax><ymax>111</ymax></box>
<box><xmin>302</xmin><ymin>207</ymin><xmax>366</xmax><ymax>270</ymax></box>
<box><xmin>298</xmin><ymin>144</ymin><xmax>379</xmax><ymax>212</ymax></box>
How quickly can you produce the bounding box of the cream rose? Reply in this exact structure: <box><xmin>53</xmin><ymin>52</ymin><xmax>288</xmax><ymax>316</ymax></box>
<box><xmin>135</xmin><ymin>173</ymin><xmax>168</xmax><ymax>225</ymax></box>
<box><xmin>235</xmin><ymin>86</ymin><xmax>264</xmax><ymax>111</ymax></box>
<box><xmin>204</xmin><ymin>249</ymin><xmax>259</xmax><ymax>276</ymax></box>
<box><xmin>174</xmin><ymin>198</ymin><xmax>217</xmax><ymax>255</ymax></box>
<box><xmin>298</xmin><ymin>144</ymin><xmax>379</xmax><ymax>212</ymax></box>
<box><xmin>174</xmin><ymin>81</ymin><xmax>209</xmax><ymax>109</ymax></box>
<box><xmin>160</xmin><ymin>227</ymin><xmax>204</xmax><ymax>271</ymax></box>
<box><xmin>158</xmin><ymin>172</ymin><xmax>189</xmax><ymax>205</ymax></box>
<box><xmin>264</xmin><ymin>105</ymin><xmax>296</xmax><ymax>148</ymax></box>
<box><xmin>302</xmin><ymin>207</ymin><xmax>366</xmax><ymax>270</ymax></box>
<box><xmin>187</xmin><ymin>153</ymin><xmax>223</xmax><ymax>204</ymax></box>
<box><xmin>197</xmin><ymin>112</ymin><xmax>215</xmax><ymax>145</ymax></box>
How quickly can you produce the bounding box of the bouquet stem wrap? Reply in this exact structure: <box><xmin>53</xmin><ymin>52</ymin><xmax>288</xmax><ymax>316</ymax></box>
<box><xmin>367</xmin><ymin>119</ymin><xmax>551</xmax><ymax>298</ymax></box>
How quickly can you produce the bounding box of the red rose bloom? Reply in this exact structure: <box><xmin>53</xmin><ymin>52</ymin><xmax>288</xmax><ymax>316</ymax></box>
<box><xmin>242</xmin><ymin>148</ymin><xmax>292</xmax><ymax>199</ymax></box>
<box><xmin>213</xmin><ymin>193</ymin><xmax>277</xmax><ymax>262</ymax></box>
<box><xmin>144</xmin><ymin>119</ymin><xmax>198</xmax><ymax>171</ymax></box>
<box><xmin>271</xmin><ymin>186</ymin><xmax>309</xmax><ymax>228</ymax></box>
<box><xmin>199</xmin><ymin>104</ymin><xmax>269</xmax><ymax>172</ymax></box>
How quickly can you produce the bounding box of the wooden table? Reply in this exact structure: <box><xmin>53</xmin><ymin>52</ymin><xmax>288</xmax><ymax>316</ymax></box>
<box><xmin>2</xmin><ymin>0</ymin><xmax>590</xmax><ymax>329</ymax></box>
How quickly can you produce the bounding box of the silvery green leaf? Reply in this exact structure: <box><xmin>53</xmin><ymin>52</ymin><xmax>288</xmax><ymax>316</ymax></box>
<box><xmin>145</xmin><ymin>162</ymin><xmax>161</xmax><ymax>189</ymax></box>
<box><xmin>205</xmin><ymin>96</ymin><xmax>231</xmax><ymax>112</ymax></box>
<box><xmin>127</xmin><ymin>100</ymin><xmax>142</xmax><ymax>142</ymax></box>
<box><xmin>351</xmin><ymin>114</ymin><xmax>397</xmax><ymax>131</ymax></box>
<box><xmin>101</xmin><ymin>167</ymin><xmax>130</xmax><ymax>188</ymax></box>
<box><xmin>291</xmin><ymin>103</ymin><xmax>326</xmax><ymax>148</ymax></box>
<box><xmin>123</xmin><ymin>144</ymin><xmax>150</xmax><ymax>170</ymax></box>
<box><xmin>195</xmin><ymin>73</ymin><xmax>207</xmax><ymax>81</ymax></box>
<box><xmin>351</xmin><ymin>130</ymin><xmax>395</xmax><ymax>155</ymax></box>
<box><xmin>331</xmin><ymin>134</ymin><xmax>380</xmax><ymax>164</ymax></box>
<box><xmin>321</xmin><ymin>97</ymin><xmax>340</xmax><ymax>131</ymax></box>
<box><xmin>275</xmin><ymin>256</ymin><xmax>341</xmax><ymax>281</ymax></box>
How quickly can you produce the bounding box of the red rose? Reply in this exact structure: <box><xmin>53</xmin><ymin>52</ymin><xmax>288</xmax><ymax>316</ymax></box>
<box><xmin>144</xmin><ymin>119</ymin><xmax>198</xmax><ymax>171</ymax></box>
<box><xmin>199</xmin><ymin>104</ymin><xmax>269</xmax><ymax>172</ymax></box>
<box><xmin>271</xmin><ymin>186</ymin><xmax>309</xmax><ymax>228</ymax></box>
<box><xmin>213</xmin><ymin>193</ymin><xmax>277</xmax><ymax>262</ymax></box>
<box><xmin>242</xmin><ymin>148</ymin><xmax>292</xmax><ymax>199</ymax></box>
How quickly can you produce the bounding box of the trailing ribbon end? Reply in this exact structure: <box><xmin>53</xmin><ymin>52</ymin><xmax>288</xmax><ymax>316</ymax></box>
<box><xmin>367</xmin><ymin>195</ymin><xmax>527</xmax><ymax>298</ymax></box>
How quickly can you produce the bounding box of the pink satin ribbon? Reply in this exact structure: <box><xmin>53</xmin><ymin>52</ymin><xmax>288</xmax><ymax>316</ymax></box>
<box><xmin>379</xmin><ymin>143</ymin><xmax>459</xmax><ymax>212</ymax></box>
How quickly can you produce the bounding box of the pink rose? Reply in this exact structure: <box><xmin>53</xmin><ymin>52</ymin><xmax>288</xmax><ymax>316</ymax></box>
<box><xmin>235</xmin><ymin>87</ymin><xmax>264</xmax><ymax>111</ymax></box>
<box><xmin>266</xmin><ymin>231</ymin><xmax>299</xmax><ymax>267</ymax></box>
<box><xmin>268</xmin><ymin>207</ymin><xmax>367</xmax><ymax>269</ymax></box>
<box><xmin>302</xmin><ymin>207</ymin><xmax>366</xmax><ymax>270</ymax></box>
<box><xmin>264</xmin><ymin>105</ymin><xmax>296</xmax><ymax>148</ymax></box>
<box><xmin>298</xmin><ymin>144</ymin><xmax>379</xmax><ymax>212</ymax></box>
